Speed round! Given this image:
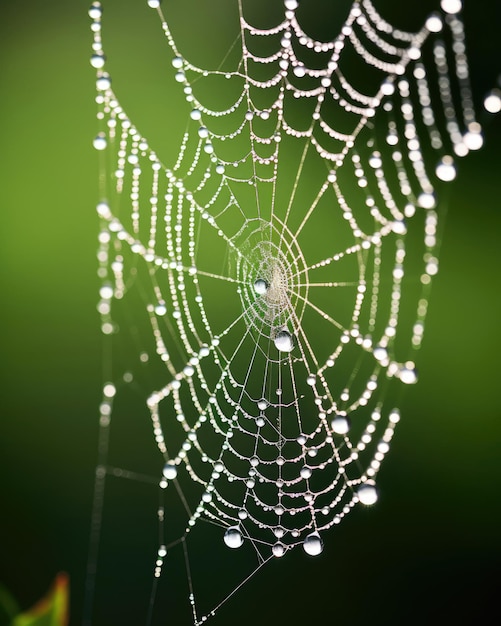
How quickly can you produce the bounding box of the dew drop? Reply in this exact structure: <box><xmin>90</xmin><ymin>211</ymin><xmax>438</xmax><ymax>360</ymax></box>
<box><xmin>381</xmin><ymin>80</ymin><xmax>395</xmax><ymax>96</ymax></box>
<box><xmin>417</xmin><ymin>192</ymin><xmax>436</xmax><ymax>209</ymax></box>
<box><xmin>93</xmin><ymin>133</ymin><xmax>107</xmax><ymax>151</ymax></box>
<box><xmin>373</xmin><ymin>346</ymin><xmax>388</xmax><ymax>362</ymax></box>
<box><xmin>440</xmin><ymin>0</ymin><xmax>461</xmax><ymax>14</ymax></box>
<box><xmin>253</xmin><ymin>279</ymin><xmax>268</xmax><ymax>295</ymax></box>
<box><xmin>257</xmin><ymin>398</ymin><xmax>268</xmax><ymax>411</ymax></box>
<box><xmin>303</xmin><ymin>532</ymin><xmax>323</xmax><ymax>556</ymax></box>
<box><xmin>88</xmin><ymin>3</ymin><xmax>102</xmax><ymax>19</ymax></box>
<box><xmin>274</xmin><ymin>330</ymin><xmax>294</xmax><ymax>353</ymax></box>
<box><xmin>272</xmin><ymin>542</ymin><xmax>286</xmax><ymax>557</ymax></box>
<box><xmin>435</xmin><ymin>155</ymin><xmax>456</xmax><ymax>182</ymax></box>
<box><xmin>190</xmin><ymin>109</ymin><xmax>202</xmax><ymax>121</ymax></box>
<box><xmin>90</xmin><ymin>53</ymin><xmax>106</xmax><ymax>69</ymax></box>
<box><xmin>147</xmin><ymin>0</ymin><xmax>161</xmax><ymax>8</ymax></box>
<box><xmin>331</xmin><ymin>415</ymin><xmax>350</xmax><ymax>435</ymax></box>
<box><xmin>158</xmin><ymin>545</ymin><xmax>167</xmax><ymax>557</ymax></box>
<box><xmin>163</xmin><ymin>463</ymin><xmax>177</xmax><ymax>479</ymax></box>
<box><xmin>224</xmin><ymin>526</ymin><xmax>244</xmax><ymax>549</ymax></box>
<box><xmin>284</xmin><ymin>0</ymin><xmax>298</xmax><ymax>10</ymax></box>
<box><xmin>273</xmin><ymin>526</ymin><xmax>285</xmax><ymax>538</ymax></box>
<box><xmin>484</xmin><ymin>89</ymin><xmax>501</xmax><ymax>114</ymax></box>
<box><xmin>300</xmin><ymin>466</ymin><xmax>312</xmax><ymax>479</ymax></box>
<box><xmin>399</xmin><ymin>366</ymin><xmax>418</xmax><ymax>384</ymax></box>
<box><xmin>425</xmin><ymin>13</ymin><xmax>443</xmax><ymax>32</ymax></box>
<box><xmin>463</xmin><ymin>128</ymin><xmax>483</xmax><ymax>151</ymax></box>
<box><xmin>357</xmin><ymin>483</ymin><xmax>378</xmax><ymax>505</ymax></box>
<box><xmin>306</xmin><ymin>374</ymin><xmax>316</xmax><ymax>386</ymax></box>
<box><xmin>96</xmin><ymin>74</ymin><xmax>111</xmax><ymax>91</ymax></box>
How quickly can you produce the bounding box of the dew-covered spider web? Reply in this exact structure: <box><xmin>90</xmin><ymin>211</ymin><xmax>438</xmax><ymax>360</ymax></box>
<box><xmin>84</xmin><ymin>0</ymin><xmax>497</xmax><ymax>624</ymax></box>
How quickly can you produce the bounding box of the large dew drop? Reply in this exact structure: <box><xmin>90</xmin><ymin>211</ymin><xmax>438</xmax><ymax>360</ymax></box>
<box><xmin>272</xmin><ymin>542</ymin><xmax>286</xmax><ymax>557</ymax></box>
<box><xmin>93</xmin><ymin>134</ymin><xmax>107</xmax><ymax>151</ymax></box>
<box><xmin>253</xmin><ymin>278</ymin><xmax>268</xmax><ymax>295</ymax></box>
<box><xmin>162</xmin><ymin>462</ymin><xmax>177</xmax><ymax>480</ymax></box>
<box><xmin>331</xmin><ymin>415</ymin><xmax>350</xmax><ymax>435</ymax></box>
<box><xmin>303</xmin><ymin>532</ymin><xmax>323</xmax><ymax>556</ymax></box>
<box><xmin>357</xmin><ymin>483</ymin><xmax>378</xmax><ymax>506</ymax></box>
<box><xmin>224</xmin><ymin>526</ymin><xmax>244</xmax><ymax>549</ymax></box>
<box><xmin>274</xmin><ymin>330</ymin><xmax>294</xmax><ymax>353</ymax></box>
<box><xmin>435</xmin><ymin>156</ymin><xmax>456</xmax><ymax>182</ymax></box>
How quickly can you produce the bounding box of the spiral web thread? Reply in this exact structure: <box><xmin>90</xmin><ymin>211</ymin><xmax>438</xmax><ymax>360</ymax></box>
<box><xmin>86</xmin><ymin>0</ymin><xmax>487</xmax><ymax>624</ymax></box>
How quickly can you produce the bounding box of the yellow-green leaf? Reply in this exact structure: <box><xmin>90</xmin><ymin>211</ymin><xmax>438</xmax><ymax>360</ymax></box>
<box><xmin>11</xmin><ymin>574</ymin><xmax>68</xmax><ymax>626</ymax></box>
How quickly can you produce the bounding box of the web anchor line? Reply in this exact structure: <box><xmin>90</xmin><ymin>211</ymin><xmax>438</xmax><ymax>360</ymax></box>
<box><xmin>85</xmin><ymin>0</ymin><xmax>495</xmax><ymax>624</ymax></box>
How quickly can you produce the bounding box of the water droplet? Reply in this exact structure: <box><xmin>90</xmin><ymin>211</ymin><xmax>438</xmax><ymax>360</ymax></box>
<box><xmin>303</xmin><ymin>532</ymin><xmax>323</xmax><ymax>556</ymax></box>
<box><xmin>484</xmin><ymin>89</ymin><xmax>501</xmax><ymax>114</ymax></box>
<box><xmin>440</xmin><ymin>0</ymin><xmax>462</xmax><ymax>14</ymax></box>
<box><xmin>300</xmin><ymin>466</ymin><xmax>312</xmax><ymax>479</ymax></box>
<box><xmin>273</xmin><ymin>525</ymin><xmax>285</xmax><ymax>538</ymax></box>
<box><xmin>381</xmin><ymin>81</ymin><xmax>395</xmax><ymax>96</ymax></box>
<box><xmin>238</xmin><ymin>508</ymin><xmax>248</xmax><ymax>520</ymax></box>
<box><xmin>253</xmin><ymin>279</ymin><xmax>268</xmax><ymax>295</ymax></box>
<box><xmin>274</xmin><ymin>330</ymin><xmax>294</xmax><ymax>353</ymax></box>
<box><xmin>224</xmin><ymin>526</ymin><xmax>243</xmax><ymax>548</ymax></box>
<box><xmin>435</xmin><ymin>155</ymin><xmax>456</xmax><ymax>182</ymax></box>
<box><xmin>463</xmin><ymin>128</ymin><xmax>483</xmax><ymax>151</ymax></box>
<box><xmin>216</xmin><ymin>164</ymin><xmax>225</xmax><ymax>175</ymax></box>
<box><xmin>90</xmin><ymin>53</ymin><xmax>106</xmax><ymax>69</ymax></box>
<box><xmin>93</xmin><ymin>133</ymin><xmax>107</xmax><ymax>151</ymax></box>
<box><xmin>198</xmin><ymin>126</ymin><xmax>209</xmax><ymax>139</ymax></box>
<box><xmin>369</xmin><ymin>153</ymin><xmax>382</xmax><ymax>169</ymax></box>
<box><xmin>331</xmin><ymin>415</ymin><xmax>350</xmax><ymax>435</ymax></box>
<box><xmin>306</xmin><ymin>374</ymin><xmax>316</xmax><ymax>386</ymax></box>
<box><xmin>163</xmin><ymin>463</ymin><xmax>177</xmax><ymax>479</ymax></box>
<box><xmin>88</xmin><ymin>4</ymin><xmax>102</xmax><ymax>20</ymax></box>
<box><xmin>417</xmin><ymin>192</ymin><xmax>436</xmax><ymax>209</ymax></box>
<box><xmin>276</xmin><ymin>455</ymin><xmax>285</xmax><ymax>466</ymax></box>
<box><xmin>272</xmin><ymin>542</ymin><xmax>286</xmax><ymax>557</ymax></box>
<box><xmin>425</xmin><ymin>13</ymin><xmax>443</xmax><ymax>32</ymax></box>
<box><xmin>373</xmin><ymin>346</ymin><xmax>388</xmax><ymax>362</ymax></box>
<box><xmin>147</xmin><ymin>0</ymin><xmax>161</xmax><ymax>8</ymax></box>
<box><xmin>257</xmin><ymin>398</ymin><xmax>268</xmax><ymax>411</ymax></box>
<box><xmin>284</xmin><ymin>0</ymin><xmax>298</xmax><ymax>10</ymax></box>
<box><xmin>96</xmin><ymin>74</ymin><xmax>111</xmax><ymax>90</ymax></box>
<box><xmin>357</xmin><ymin>483</ymin><xmax>378</xmax><ymax>505</ymax></box>
<box><xmin>190</xmin><ymin>109</ymin><xmax>202</xmax><ymax>120</ymax></box>
<box><xmin>399</xmin><ymin>366</ymin><xmax>418</xmax><ymax>384</ymax></box>
<box><xmin>175</xmin><ymin>71</ymin><xmax>186</xmax><ymax>83</ymax></box>
<box><xmin>158</xmin><ymin>544</ymin><xmax>167</xmax><ymax>557</ymax></box>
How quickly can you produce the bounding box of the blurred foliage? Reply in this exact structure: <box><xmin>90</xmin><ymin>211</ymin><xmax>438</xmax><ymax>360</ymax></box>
<box><xmin>0</xmin><ymin>575</ymin><xmax>68</xmax><ymax>626</ymax></box>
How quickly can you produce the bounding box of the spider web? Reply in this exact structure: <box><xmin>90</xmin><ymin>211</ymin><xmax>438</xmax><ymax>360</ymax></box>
<box><xmin>85</xmin><ymin>0</ymin><xmax>489</xmax><ymax>624</ymax></box>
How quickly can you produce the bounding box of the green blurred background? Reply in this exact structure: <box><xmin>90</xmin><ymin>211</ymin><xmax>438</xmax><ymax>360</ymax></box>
<box><xmin>1</xmin><ymin>0</ymin><xmax>500</xmax><ymax>624</ymax></box>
